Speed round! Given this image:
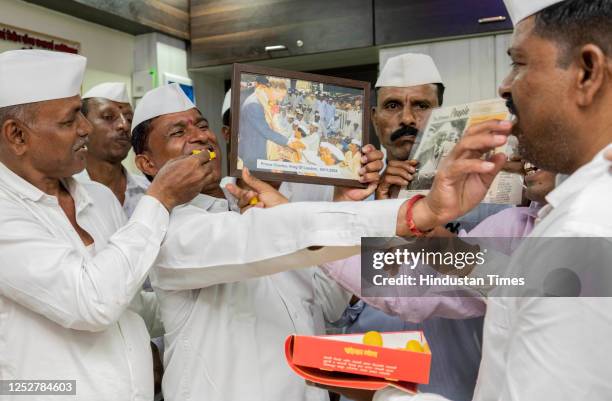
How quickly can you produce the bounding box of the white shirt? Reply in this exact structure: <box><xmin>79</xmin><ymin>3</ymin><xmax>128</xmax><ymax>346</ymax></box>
<box><xmin>214</xmin><ymin>179</ymin><xmax>348</xmax><ymax>401</ymax></box>
<box><xmin>0</xmin><ymin>161</ymin><xmax>169</xmax><ymax>401</ymax></box>
<box><xmin>375</xmin><ymin>144</ymin><xmax>612</xmax><ymax>401</ymax></box>
<box><xmin>150</xmin><ymin>192</ymin><xmax>406</xmax><ymax>401</ymax></box>
<box><xmin>75</xmin><ymin>168</ymin><xmax>150</xmax><ymax>217</ymax></box>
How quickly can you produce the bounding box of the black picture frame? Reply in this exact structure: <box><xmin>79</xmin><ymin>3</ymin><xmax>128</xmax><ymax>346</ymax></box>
<box><xmin>230</xmin><ymin>63</ymin><xmax>371</xmax><ymax>188</ymax></box>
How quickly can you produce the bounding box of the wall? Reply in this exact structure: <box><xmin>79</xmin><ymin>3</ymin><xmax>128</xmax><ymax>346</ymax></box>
<box><xmin>1</xmin><ymin>0</ymin><xmax>138</xmax><ymax>170</ymax></box>
<box><xmin>0</xmin><ymin>0</ymin><xmax>135</xmax><ymax>94</ymax></box>
<box><xmin>157</xmin><ymin>38</ymin><xmax>188</xmax><ymax>83</ymax></box>
<box><xmin>379</xmin><ymin>33</ymin><xmax>513</xmax><ymax>106</ymax></box>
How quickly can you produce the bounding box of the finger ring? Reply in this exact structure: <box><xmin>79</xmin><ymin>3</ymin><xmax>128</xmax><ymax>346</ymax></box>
<box><xmin>249</xmin><ymin>196</ymin><xmax>259</xmax><ymax>206</ymax></box>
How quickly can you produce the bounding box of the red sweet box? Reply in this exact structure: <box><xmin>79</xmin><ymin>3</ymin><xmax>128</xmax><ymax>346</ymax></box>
<box><xmin>285</xmin><ymin>331</ymin><xmax>431</xmax><ymax>394</ymax></box>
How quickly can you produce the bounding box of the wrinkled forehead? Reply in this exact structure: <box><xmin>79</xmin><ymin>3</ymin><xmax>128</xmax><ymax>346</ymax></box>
<box><xmin>376</xmin><ymin>84</ymin><xmax>438</xmax><ymax>105</ymax></box>
<box><xmin>508</xmin><ymin>16</ymin><xmax>564</xmax><ymax>68</ymax></box>
<box><xmin>150</xmin><ymin>108</ymin><xmax>203</xmax><ymax>133</ymax></box>
<box><xmin>34</xmin><ymin>95</ymin><xmax>83</xmax><ymax>117</ymax></box>
<box><xmin>91</xmin><ymin>98</ymin><xmax>133</xmax><ymax>114</ymax></box>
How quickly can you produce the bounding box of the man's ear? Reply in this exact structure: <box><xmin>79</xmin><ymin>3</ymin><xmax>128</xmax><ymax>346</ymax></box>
<box><xmin>1</xmin><ymin>119</ymin><xmax>28</xmax><ymax>156</ymax></box>
<box><xmin>135</xmin><ymin>152</ymin><xmax>158</xmax><ymax>178</ymax></box>
<box><xmin>574</xmin><ymin>44</ymin><xmax>607</xmax><ymax>107</ymax></box>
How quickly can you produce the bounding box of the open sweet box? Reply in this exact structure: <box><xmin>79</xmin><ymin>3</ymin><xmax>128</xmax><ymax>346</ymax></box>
<box><xmin>285</xmin><ymin>331</ymin><xmax>431</xmax><ymax>394</ymax></box>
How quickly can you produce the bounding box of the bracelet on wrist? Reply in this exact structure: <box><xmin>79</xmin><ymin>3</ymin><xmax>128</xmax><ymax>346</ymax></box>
<box><xmin>405</xmin><ymin>194</ymin><xmax>434</xmax><ymax>237</ymax></box>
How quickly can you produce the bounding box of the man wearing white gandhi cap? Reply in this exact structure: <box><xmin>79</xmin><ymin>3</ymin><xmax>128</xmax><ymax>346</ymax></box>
<box><xmin>0</xmin><ymin>50</ymin><xmax>213</xmax><ymax>400</ymax></box>
<box><xmin>126</xmin><ymin>79</ymin><xmax>515</xmax><ymax>401</ymax></box>
<box><xmin>129</xmin><ymin>82</ymin><xmax>403</xmax><ymax>401</ymax></box>
<box><xmin>324</xmin><ymin>1</ymin><xmax>612</xmax><ymax>400</ymax></box>
<box><xmin>73</xmin><ymin>82</ymin><xmax>151</xmax><ymax>218</ymax></box>
<box><xmin>372</xmin><ymin>53</ymin><xmax>444</xmax><ymax>198</ymax></box>
<box><xmin>330</xmin><ymin>53</ymin><xmax>491</xmax><ymax>401</ymax></box>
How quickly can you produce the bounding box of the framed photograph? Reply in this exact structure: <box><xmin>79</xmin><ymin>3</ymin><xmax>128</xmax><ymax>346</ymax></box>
<box><xmin>230</xmin><ymin>63</ymin><xmax>371</xmax><ymax>188</ymax></box>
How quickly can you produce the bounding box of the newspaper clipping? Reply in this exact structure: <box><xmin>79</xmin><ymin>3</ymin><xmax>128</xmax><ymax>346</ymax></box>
<box><xmin>399</xmin><ymin>99</ymin><xmax>522</xmax><ymax>205</ymax></box>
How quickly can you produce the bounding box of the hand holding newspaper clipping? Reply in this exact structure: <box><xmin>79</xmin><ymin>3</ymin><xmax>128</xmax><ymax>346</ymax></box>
<box><xmin>399</xmin><ymin>99</ymin><xmax>523</xmax><ymax>205</ymax></box>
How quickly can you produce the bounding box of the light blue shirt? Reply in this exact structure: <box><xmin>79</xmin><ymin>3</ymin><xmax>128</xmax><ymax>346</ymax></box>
<box><xmin>337</xmin><ymin>203</ymin><xmax>510</xmax><ymax>401</ymax></box>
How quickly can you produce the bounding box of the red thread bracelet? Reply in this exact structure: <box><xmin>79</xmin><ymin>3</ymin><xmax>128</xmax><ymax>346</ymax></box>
<box><xmin>405</xmin><ymin>194</ymin><xmax>434</xmax><ymax>237</ymax></box>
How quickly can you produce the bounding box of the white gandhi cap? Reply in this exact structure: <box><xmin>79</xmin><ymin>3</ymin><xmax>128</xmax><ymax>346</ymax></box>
<box><xmin>503</xmin><ymin>0</ymin><xmax>566</xmax><ymax>25</ymax></box>
<box><xmin>375</xmin><ymin>53</ymin><xmax>443</xmax><ymax>88</ymax></box>
<box><xmin>83</xmin><ymin>82</ymin><xmax>130</xmax><ymax>104</ymax></box>
<box><xmin>131</xmin><ymin>83</ymin><xmax>196</xmax><ymax>133</ymax></box>
<box><xmin>0</xmin><ymin>49</ymin><xmax>86</xmax><ymax>108</ymax></box>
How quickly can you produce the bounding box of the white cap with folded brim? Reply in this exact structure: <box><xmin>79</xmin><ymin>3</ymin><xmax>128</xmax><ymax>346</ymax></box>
<box><xmin>132</xmin><ymin>83</ymin><xmax>196</xmax><ymax>133</ymax></box>
<box><xmin>221</xmin><ymin>89</ymin><xmax>231</xmax><ymax>117</ymax></box>
<box><xmin>375</xmin><ymin>53</ymin><xmax>442</xmax><ymax>88</ymax></box>
<box><xmin>0</xmin><ymin>49</ymin><xmax>86</xmax><ymax>108</ymax></box>
<box><xmin>83</xmin><ymin>82</ymin><xmax>130</xmax><ymax>104</ymax></box>
<box><xmin>503</xmin><ymin>0</ymin><xmax>565</xmax><ymax>25</ymax></box>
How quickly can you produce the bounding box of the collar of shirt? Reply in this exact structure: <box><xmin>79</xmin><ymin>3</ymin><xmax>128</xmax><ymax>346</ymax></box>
<box><xmin>545</xmin><ymin>144</ymin><xmax>612</xmax><ymax>210</ymax></box>
<box><xmin>125</xmin><ymin>169</ymin><xmax>150</xmax><ymax>192</ymax></box>
<box><xmin>527</xmin><ymin>201</ymin><xmax>543</xmax><ymax>218</ymax></box>
<box><xmin>0</xmin><ymin>161</ymin><xmax>93</xmax><ymax>211</ymax></box>
<box><xmin>0</xmin><ymin>160</ymin><xmax>47</xmax><ymax>202</ymax></box>
<box><xmin>184</xmin><ymin>192</ymin><xmax>229</xmax><ymax>213</ymax></box>
<box><xmin>537</xmin><ymin>143</ymin><xmax>612</xmax><ymax>225</ymax></box>
<box><xmin>77</xmin><ymin>167</ymin><xmax>149</xmax><ymax>192</ymax></box>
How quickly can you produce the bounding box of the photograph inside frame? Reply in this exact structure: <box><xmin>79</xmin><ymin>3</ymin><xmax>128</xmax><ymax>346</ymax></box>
<box><xmin>234</xmin><ymin>68</ymin><xmax>367</xmax><ymax>184</ymax></box>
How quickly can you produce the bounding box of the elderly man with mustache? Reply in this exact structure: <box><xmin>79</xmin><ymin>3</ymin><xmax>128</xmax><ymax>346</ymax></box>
<box><xmin>332</xmin><ymin>54</ymin><xmax>487</xmax><ymax>401</ymax></box>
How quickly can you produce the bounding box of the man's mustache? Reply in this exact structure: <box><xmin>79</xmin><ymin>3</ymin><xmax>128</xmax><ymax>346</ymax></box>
<box><xmin>390</xmin><ymin>125</ymin><xmax>419</xmax><ymax>142</ymax></box>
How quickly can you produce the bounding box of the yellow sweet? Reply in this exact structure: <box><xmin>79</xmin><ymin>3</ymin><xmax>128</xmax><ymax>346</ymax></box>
<box><xmin>249</xmin><ymin>196</ymin><xmax>259</xmax><ymax>206</ymax></box>
<box><xmin>192</xmin><ymin>149</ymin><xmax>216</xmax><ymax>160</ymax></box>
<box><xmin>405</xmin><ymin>340</ymin><xmax>424</xmax><ymax>353</ymax></box>
<box><xmin>362</xmin><ymin>331</ymin><xmax>383</xmax><ymax>347</ymax></box>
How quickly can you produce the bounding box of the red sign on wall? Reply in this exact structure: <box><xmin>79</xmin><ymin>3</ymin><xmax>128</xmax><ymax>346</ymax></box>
<box><xmin>1</xmin><ymin>23</ymin><xmax>80</xmax><ymax>54</ymax></box>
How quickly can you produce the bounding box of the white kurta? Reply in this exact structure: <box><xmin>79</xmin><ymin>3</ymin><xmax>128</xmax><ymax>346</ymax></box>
<box><xmin>374</xmin><ymin>144</ymin><xmax>612</xmax><ymax>401</ymax></box>
<box><xmin>0</xmin><ymin>162</ymin><xmax>170</xmax><ymax>401</ymax></box>
<box><xmin>151</xmin><ymin>193</ymin><xmax>406</xmax><ymax>401</ymax></box>
<box><xmin>178</xmin><ymin>181</ymin><xmax>348</xmax><ymax>401</ymax></box>
<box><xmin>74</xmin><ymin>168</ymin><xmax>162</xmax><ymax>336</ymax></box>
